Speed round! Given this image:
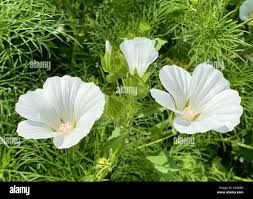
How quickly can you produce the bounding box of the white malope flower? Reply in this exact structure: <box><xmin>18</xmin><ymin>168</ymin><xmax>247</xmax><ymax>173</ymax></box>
<box><xmin>105</xmin><ymin>40</ymin><xmax>112</xmax><ymax>55</ymax></box>
<box><xmin>151</xmin><ymin>63</ymin><xmax>243</xmax><ymax>134</ymax></box>
<box><xmin>53</xmin><ymin>24</ymin><xmax>65</xmax><ymax>34</ymax></box>
<box><xmin>15</xmin><ymin>75</ymin><xmax>105</xmax><ymax>149</ymax></box>
<box><xmin>239</xmin><ymin>0</ymin><xmax>253</xmax><ymax>21</ymax></box>
<box><xmin>120</xmin><ymin>37</ymin><xmax>159</xmax><ymax>77</ymax></box>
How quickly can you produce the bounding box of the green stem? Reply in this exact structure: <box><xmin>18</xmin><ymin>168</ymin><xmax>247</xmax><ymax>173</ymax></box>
<box><xmin>217</xmin><ymin>138</ymin><xmax>253</xmax><ymax>150</ymax></box>
<box><xmin>135</xmin><ymin>134</ymin><xmax>174</xmax><ymax>150</ymax></box>
<box><xmin>233</xmin><ymin>176</ymin><xmax>253</xmax><ymax>182</ymax></box>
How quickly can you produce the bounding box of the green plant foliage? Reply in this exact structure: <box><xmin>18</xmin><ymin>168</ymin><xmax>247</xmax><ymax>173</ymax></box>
<box><xmin>0</xmin><ymin>0</ymin><xmax>72</xmax><ymax>66</ymax></box>
<box><xmin>0</xmin><ymin>0</ymin><xmax>253</xmax><ymax>182</ymax></box>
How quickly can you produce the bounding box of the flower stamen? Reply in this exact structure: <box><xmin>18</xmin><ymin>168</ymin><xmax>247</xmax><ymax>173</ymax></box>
<box><xmin>58</xmin><ymin>122</ymin><xmax>73</xmax><ymax>134</ymax></box>
<box><xmin>182</xmin><ymin>107</ymin><xmax>197</xmax><ymax>121</ymax></box>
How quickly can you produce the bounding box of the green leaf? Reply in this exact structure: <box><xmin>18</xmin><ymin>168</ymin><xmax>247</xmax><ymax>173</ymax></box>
<box><xmin>101</xmin><ymin>52</ymin><xmax>112</xmax><ymax>73</ymax></box>
<box><xmin>124</xmin><ymin>73</ymin><xmax>149</xmax><ymax>98</ymax></box>
<box><xmin>146</xmin><ymin>151</ymin><xmax>168</xmax><ymax>166</ymax></box>
<box><xmin>155</xmin><ymin>165</ymin><xmax>170</xmax><ymax>174</ymax></box>
<box><xmin>146</xmin><ymin>151</ymin><xmax>177</xmax><ymax>174</ymax></box>
<box><xmin>105</xmin><ymin>95</ymin><xmax>133</xmax><ymax>126</ymax></box>
<box><xmin>155</xmin><ymin>38</ymin><xmax>167</xmax><ymax>51</ymax></box>
<box><xmin>101</xmin><ymin>49</ymin><xmax>128</xmax><ymax>83</ymax></box>
<box><xmin>102</xmin><ymin>132</ymin><xmax>124</xmax><ymax>153</ymax></box>
<box><xmin>80</xmin><ymin>175</ymin><xmax>95</xmax><ymax>182</ymax></box>
<box><xmin>108</xmin><ymin>127</ymin><xmax>121</xmax><ymax>140</ymax></box>
<box><xmin>93</xmin><ymin>114</ymin><xmax>112</xmax><ymax>129</ymax></box>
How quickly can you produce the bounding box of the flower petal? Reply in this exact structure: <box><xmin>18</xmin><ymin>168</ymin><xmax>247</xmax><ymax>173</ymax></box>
<box><xmin>53</xmin><ymin>111</ymin><xmax>103</xmax><ymax>149</ymax></box>
<box><xmin>17</xmin><ymin>120</ymin><xmax>57</xmax><ymax>139</ymax></box>
<box><xmin>173</xmin><ymin>116</ymin><xmax>222</xmax><ymax>134</ymax></box>
<box><xmin>53</xmin><ymin>82</ymin><xmax>105</xmax><ymax>149</ymax></box>
<box><xmin>239</xmin><ymin>0</ymin><xmax>253</xmax><ymax>21</ymax></box>
<box><xmin>150</xmin><ymin>88</ymin><xmax>178</xmax><ymax>113</ymax></box>
<box><xmin>199</xmin><ymin>89</ymin><xmax>243</xmax><ymax>133</ymax></box>
<box><xmin>120</xmin><ymin>37</ymin><xmax>158</xmax><ymax>77</ymax></box>
<box><xmin>15</xmin><ymin>89</ymin><xmax>60</xmax><ymax>129</ymax></box>
<box><xmin>74</xmin><ymin>82</ymin><xmax>105</xmax><ymax>120</ymax></box>
<box><xmin>175</xmin><ymin>64</ymin><xmax>243</xmax><ymax>134</ymax></box>
<box><xmin>189</xmin><ymin>63</ymin><xmax>230</xmax><ymax>113</ymax></box>
<box><xmin>105</xmin><ymin>40</ymin><xmax>112</xmax><ymax>54</ymax></box>
<box><xmin>53</xmin><ymin>129</ymin><xmax>84</xmax><ymax>149</ymax></box>
<box><xmin>43</xmin><ymin>75</ymin><xmax>83</xmax><ymax>123</ymax></box>
<box><xmin>159</xmin><ymin>65</ymin><xmax>191</xmax><ymax>111</ymax></box>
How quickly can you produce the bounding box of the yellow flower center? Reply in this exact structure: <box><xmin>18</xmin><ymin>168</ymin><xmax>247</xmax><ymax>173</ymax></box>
<box><xmin>58</xmin><ymin>122</ymin><xmax>73</xmax><ymax>134</ymax></box>
<box><xmin>182</xmin><ymin>107</ymin><xmax>197</xmax><ymax>121</ymax></box>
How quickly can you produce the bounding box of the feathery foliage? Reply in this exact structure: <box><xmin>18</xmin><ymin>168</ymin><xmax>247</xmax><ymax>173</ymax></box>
<box><xmin>0</xmin><ymin>0</ymin><xmax>253</xmax><ymax>182</ymax></box>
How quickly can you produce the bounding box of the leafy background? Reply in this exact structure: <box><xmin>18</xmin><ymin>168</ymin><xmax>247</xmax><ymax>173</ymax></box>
<box><xmin>0</xmin><ymin>0</ymin><xmax>253</xmax><ymax>181</ymax></box>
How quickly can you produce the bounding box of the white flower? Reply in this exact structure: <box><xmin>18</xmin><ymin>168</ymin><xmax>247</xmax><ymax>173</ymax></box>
<box><xmin>120</xmin><ymin>37</ymin><xmax>159</xmax><ymax>77</ymax></box>
<box><xmin>15</xmin><ymin>75</ymin><xmax>105</xmax><ymax>149</ymax></box>
<box><xmin>53</xmin><ymin>24</ymin><xmax>65</xmax><ymax>34</ymax></box>
<box><xmin>105</xmin><ymin>40</ymin><xmax>112</xmax><ymax>55</ymax></box>
<box><xmin>239</xmin><ymin>0</ymin><xmax>253</xmax><ymax>21</ymax></box>
<box><xmin>150</xmin><ymin>63</ymin><xmax>243</xmax><ymax>134</ymax></box>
